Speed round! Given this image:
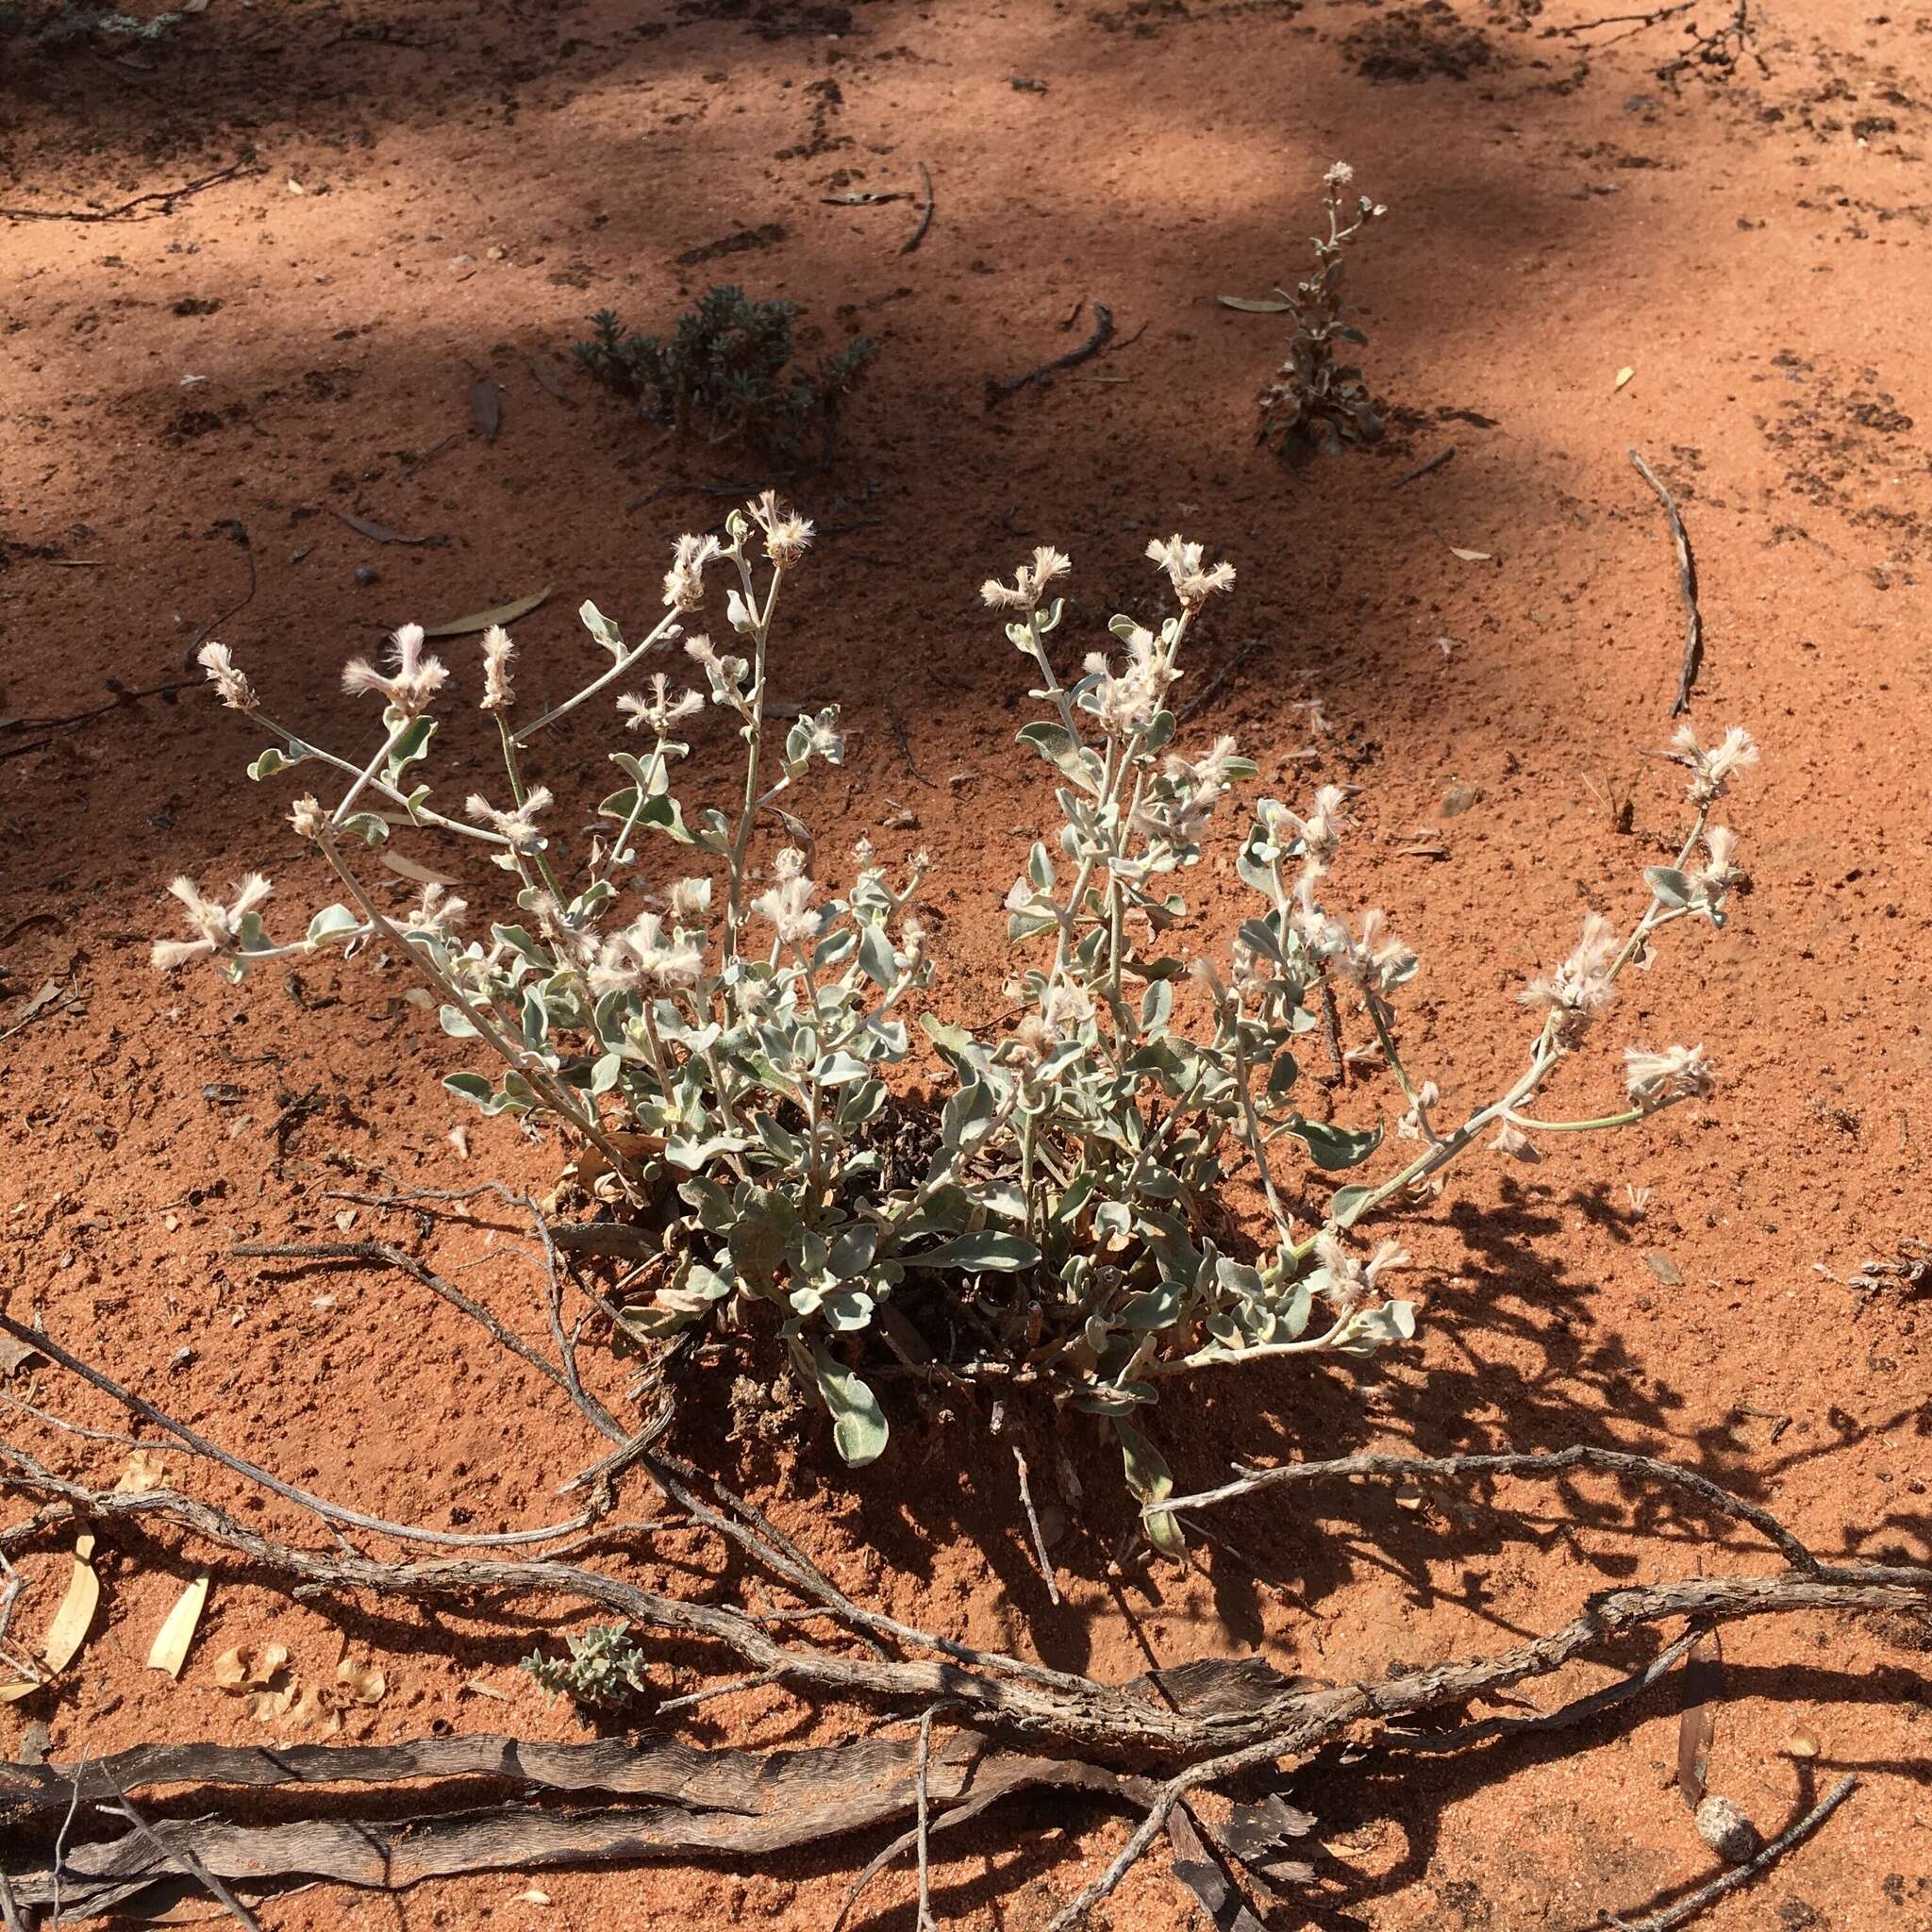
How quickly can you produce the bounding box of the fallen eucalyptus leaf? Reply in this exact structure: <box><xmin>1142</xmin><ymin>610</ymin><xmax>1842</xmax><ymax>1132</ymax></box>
<box><xmin>146</xmin><ymin>1574</ymin><xmax>210</xmax><ymax>1678</ymax></box>
<box><xmin>335</xmin><ymin>511</ymin><xmax>439</xmax><ymax>547</ymax></box>
<box><xmin>1217</xmin><ymin>294</ymin><xmax>1295</xmax><ymax>313</ymax></box>
<box><xmin>422</xmin><ymin>588</ymin><xmax>552</xmax><ymax>638</ymax></box>
<box><xmin>380</xmin><ymin>850</ymin><xmax>464</xmax><ymax>888</ymax></box>
<box><xmin>41</xmin><ymin>1534</ymin><xmax>101</xmax><ymax>1678</ymax></box>
<box><xmin>1643</xmin><ymin>1251</ymin><xmax>1685</xmax><ymax>1285</ymax></box>
<box><xmin>1448</xmin><ymin>546</ymin><xmax>1492</xmax><ymax>562</ymax></box>
<box><xmin>1615</xmin><ymin>365</ymin><xmax>1636</xmax><ymax>391</ymax></box>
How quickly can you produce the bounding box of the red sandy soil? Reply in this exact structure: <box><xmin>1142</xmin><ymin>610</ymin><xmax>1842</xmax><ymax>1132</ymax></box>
<box><xmin>3</xmin><ymin>0</ymin><xmax>1930</xmax><ymax>1926</ymax></box>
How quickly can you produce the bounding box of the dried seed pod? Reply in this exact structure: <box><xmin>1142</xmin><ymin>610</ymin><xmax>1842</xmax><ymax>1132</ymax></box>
<box><xmin>1693</xmin><ymin>1794</ymin><xmax>1759</xmax><ymax>1865</ymax></box>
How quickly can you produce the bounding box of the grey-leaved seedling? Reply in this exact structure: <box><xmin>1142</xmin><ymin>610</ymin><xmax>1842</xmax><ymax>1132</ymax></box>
<box><xmin>165</xmin><ymin>498</ymin><xmax>1756</xmax><ymax>1546</ymax></box>
<box><xmin>1256</xmin><ymin>160</ymin><xmax>1390</xmax><ymax>465</ymax></box>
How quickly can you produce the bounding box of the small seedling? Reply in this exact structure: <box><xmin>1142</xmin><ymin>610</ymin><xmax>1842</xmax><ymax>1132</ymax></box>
<box><xmin>1256</xmin><ymin>161</ymin><xmax>1390</xmax><ymax>465</ymax></box>
<box><xmin>521</xmin><ymin>1622</ymin><xmax>651</xmax><ymax>1707</ymax></box>
<box><xmin>574</xmin><ymin>285</ymin><xmax>874</xmax><ymax>458</ymax></box>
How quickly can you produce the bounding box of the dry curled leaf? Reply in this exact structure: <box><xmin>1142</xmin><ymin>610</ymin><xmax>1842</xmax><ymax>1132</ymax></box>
<box><xmin>146</xmin><ymin>1574</ymin><xmax>210</xmax><ymax>1678</ymax></box>
<box><xmin>421</xmin><ymin>588</ymin><xmax>552</xmax><ymax>638</ymax></box>
<box><xmin>1782</xmin><ymin>1728</ymin><xmax>1820</xmax><ymax>1759</ymax></box>
<box><xmin>115</xmin><ymin>1448</ymin><xmax>167</xmax><ymax>1495</ymax></box>
<box><xmin>213</xmin><ymin>1642</ymin><xmax>289</xmax><ymax>1692</ymax></box>
<box><xmin>289</xmin><ymin>1682</ymin><xmax>342</xmax><ymax>1737</ymax></box>
<box><xmin>245</xmin><ymin>1684</ymin><xmax>298</xmax><ymax>1724</ymax></box>
<box><xmin>338</xmin><ymin>1657</ymin><xmax>388</xmax><ymax>1707</ymax></box>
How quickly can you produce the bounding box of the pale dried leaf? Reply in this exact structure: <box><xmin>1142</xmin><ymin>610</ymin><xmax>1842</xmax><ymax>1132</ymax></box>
<box><xmin>337</xmin><ymin>1657</ymin><xmax>388</xmax><ymax>1706</ymax></box>
<box><xmin>1448</xmin><ymin>546</ymin><xmax>1491</xmax><ymax>562</ymax></box>
<box><xmin>244</xmin><ymin>1684</ymin><xmax>298</xmax><ymax>1724</ymax></box>
<box><xmin>115</xmin><ymin>1448</ymin><xmax>168</xmax><ymax>1495</ymax></box>
<box><xmin>380</xmin><ymin>849</ymin><xmax>463</xmax><ymax>888</ymax></box>
<box><xmin>1644</xmin><ymin>1251</ymin><xmax>1685</xmax><ymax>1285</ymax></box>
<box><xmin>1781</xmin><ymin>1729</ymin><xmax>1820</xmax><ymax>1759</ymax></box>
<box><xmin>1615</xmin><ymin>365</ymin><xmax>1636</xmax><ymax>391</ymax></box>
<box><xmin>214</xmin><ymin>1642</ymin><xmax>289</xmax><ymax>1692</ymax></box>
<box><xmin>1217</xmin><ymin>294</ymin><xmax>1294</xmax><ymax>313</ymax></box>
<box><xmin>41</xmin><ymin>1536</ymin><xmax>102</xmax><ymax>1676</ymax></box>
<box><xmin>146</xmin><ymin>1574</ymin><xmax>210</xmax><ymax>1678</ymax></box>
<box><xmin>422</xmin><ymin>588</ymin><xmax>552</xmax><ymax>638</ymax></box>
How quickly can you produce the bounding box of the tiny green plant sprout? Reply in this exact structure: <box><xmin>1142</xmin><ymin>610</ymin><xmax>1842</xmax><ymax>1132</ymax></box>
<box><xmin>1256</xmin><ymin>160</ymin><xmax>1390</xmax><ymax>466</ymax></box>
<box><xmin>574</xmin><ymin>286</ymin><xmax>874</xmax><ymax>457</ymax></box>
<box><xmin>166</xmin><ymin>498</ymin><xmax>1755</xmax><ymax>1544</ymax></box>
<box><xmin>520</xmin><ymin>1622</ymin><xmax>651</xmax><ymax>1708</ymax></box>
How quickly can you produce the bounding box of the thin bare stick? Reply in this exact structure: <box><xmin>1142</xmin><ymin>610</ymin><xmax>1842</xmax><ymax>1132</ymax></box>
<box><xmin>915</xmin><ymin>1703</ymin><xmax>942</xmax><ymax>1931</ymax></box>
<box><xmin>1013</xmin><ymin>1445</ymin><xmax>1061</xmax><ymax>1607</ymax></box>
<box><xmin>901</xmin><ymin>160</ymin><xmax>936</xmax><ymax>255</ymax></box>
<box><xmin>1629</xmin><ymin>447</ymin><xmax>1703</xmax><ymax>716</ymax></box>
<box><xmin>96</xmin><ymin>1776</ymin><xmax>264</xmax><ymax>1931</ymax></box>
<box><xmin>1159</xmin><ymin>1444</ymin><xmax>1821</xmax><ymax>1575</ymax></box>
<box><xmin>0</xmin><ymin>1312</ymin><xmax>601</xmax><ymax>1552</ymax></box>
<box><xmin>1602</xmin><ymin>1774</ymin><xmax>1857</xmax><ymax>1932</ymax></box>
<box><xmin>657</xmin><ymin>1666</ymin><xmax>785</xmax><ymax>1715</ymax></box>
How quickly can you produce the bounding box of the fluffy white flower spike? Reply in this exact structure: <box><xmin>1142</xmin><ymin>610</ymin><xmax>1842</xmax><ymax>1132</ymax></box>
<box><xmin>152</xmin><ymin>873</ymin><xmax>272</xmax><ymax>972</ymax></box>
<box><xmin>479</xmin><ymin>625</ymin><xmax>515</xmax><ymax>713</ymax></box>
<box><xmin>748</xmin><ymin>491</ymin><xmax>814</xmax><ymax>568</ymax></box>
<box><xmin>1145</xmin><ymin>534</ymin><xmax>1236</xmax><ymax>608</ymax></box>
<box><xmin>1624</xmin><ymin>1043</ymin><xmax>1716</xmax><ymax>1111</ymax></box>
<box><xmin>1521</xmin><ymin>912</ymin><xmax>1621</xmax><ymax>1045</ymax></box>
<box><xmin>663</xmin><ymin>533</ymin><xmax>724</xmax><ymax>613</ymax></box>
<box><xmin>1669</xmin><ymin>723</ymin><xmax>1759</xmax><ymax>804</ymax></box>
<box><xmin>980</xmin><ymin>545</ymin><xmax>1073</xmax><ymax>614</ymax></box>
<box><xmin>195</xmin><ymin>641</ymin><xmax>258</xmax><ymax>711</ymax></box>
<box><xmin>341</xmin><ymin>623</ymin><xmax>449</xmax><ymax>719</ymax></box>
<box><xmin>617</xmin><ymin>674</ymin><xmax>706</xmax><ymax>736</ymax></box>
<box><xmin>465</xmin><ymin>786</ymin><xmax>554</xmax><ymax>853</ymax></box>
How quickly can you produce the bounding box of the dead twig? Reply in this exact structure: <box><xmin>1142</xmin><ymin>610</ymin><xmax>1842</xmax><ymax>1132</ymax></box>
<box><xmin>95</xmin><ymin>1778</ymin><xmax>263</xmax><ymax>1932</ymax></box>
<box><xmin>1601</xmin><ymin>1774</ymin><xmax>1857</xmax><ymax>1932</ymax></box>
<box><xmin>1395</xmin><ymin>446</ymin><xmax>1457</xmax><ymax>488</ymax></box>
<box><xmin>986</xmin><ymin>304</ymin><xmax>1117</xmax><ymax>407</ymax></box>
<box><xmin>1012</xmin><ymin>1445</ymin><xmax>1060</xmax><ymax>1607</ymax></box>
<box><xmin>0</xmin><ymin>160</ymin><xmax>264</xmax><ymax>225</ymax></box>
<box><xmin>1162</xmin><ymin>1444</ymin><xmax>1822</xmax><ymax>1576</ymax></box>
<box><xmin>1629</xmin><ymin>447</ymin><xmax>1703</xmax><ymax>715</ymax></box>
<box><xmin>901</xmin><ymin>161</ymin><xmax>935</xmax><ymax>255</ymax></box>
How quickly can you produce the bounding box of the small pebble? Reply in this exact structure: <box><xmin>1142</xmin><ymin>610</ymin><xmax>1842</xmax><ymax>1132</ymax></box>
<box><xmin>354</xmin><ymin>564</ymin><xmax>378</xmax><ymax>586</ymax></box>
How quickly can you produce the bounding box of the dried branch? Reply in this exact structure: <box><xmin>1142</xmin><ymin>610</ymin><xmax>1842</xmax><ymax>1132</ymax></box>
<box><xmin>1602</xmin><ymin>1774</ymin><xmax>1857</xmax><ymax>1932</ymax></box>
<box><xmin>1158</xmin><ymin>1442</ymin><xmax>1822</xmax><ymax>1574</ymax></box>
<box><xmin>985</xmin><ymin>304</ymin><xmax>1117</xmax><ymax>406</ymax></box>
<box><xmin>1629</xmin><ymin>447</ymin><xmax>1704</xmax><ymax>716</ymax></box>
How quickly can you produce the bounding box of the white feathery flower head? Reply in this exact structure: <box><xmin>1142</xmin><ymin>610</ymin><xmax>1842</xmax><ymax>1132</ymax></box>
<box><xmin>479</xmin><ymin>624</ymin><xmax>515</xmax><ymax>712</ymax></box>
<box><xmin>1086</xmin><ymin>624</ymin><xmax>1180</xmax><ymax>737</ymax></box>
<box><xmin>151</xmin><ymin>873</ymin><xmax>272</xmax><ymax>973</ymax></box>
<box><xmin>617</xmin><ymin>673</ymin><xmax>706</xmax><ymax>736</ymax></box>
<box><xmin>1145</xmin><ymin>533</ymin><xmax>1236</xmax><ymax>608</ymax></box>
<box><xmin>591</xmin><ymin>911</ymin><xmax>704</xmax><ymax>994</ymax></box>
<box><xmin>748</xmin><ymin>490</ymin><xmax>814</xmax><ymax>567</ymax></box>
<box><xmin>1324</xmin><ymin>159</ymin><xmax>1356</xmax><ymax>187</ymax></box>
<box><xmin>1668</xmin><ymin>722</ymin><xmax>1759</xmax><ymax>804</ymax></box>
<box><xmin>752</xmin><ymin>872</ymin><xmax>820</xmax><ymax>948</ymax></box>
<box><xmin>406</xmin><ymin>881</ymin><xmax>467</xmax><ymax>939</ymax></box>
<box><xmin>288</xmin><ymin>794</ymin><xmax>326</xmax><ymax>841</ymax></box>
<box><xmin>1624</xmin><ymin>1042</ymin><xmax>1716</xmax><ymax>1111</ymax></box>
<box><xmin>465</xmin><ymin>785</ymin><xmax>553</xmax><ymax>853</ymax></box>
<box><xmin>980</xmin><ymin>544</ymin><xmax>1072</xmax><ymax>613</ymax></box>
<box><xmin>196</xmin><ymin>640</ymin><xmax>258</xmax><ymax>711</ymax></box>
<box><xmin>341</xmin><ymin>623</ymin><xmax>449</xmax><ymax>719</ymax></box>
<box><xmin>1491</xmin><ymin>1121</ymin><xmax>1541</xmax><ymax>1162</ymax></box>
<box><xmin>663</xmin><ymin>533</ymin><xmax>724</xmax><ymax>613</ymax></box>
<box><xmin>1521</xmin><ymin>911</ymin><xmax>1620</xmax><ymax>1044</ymax></box>
<box><xmin>668</xmin><ymin>876</ymin><xmax>712</xmax><ymax>924</ymax></box>
<box><xmin>772</xmin><ymin>845</ymin><xmax>808</xmax><ymax>882</ymax></box>
<box><xmin>1311</xmin><ymin>1232</ymin><xmax>1408</xmax><ymax>1315</ymax></box>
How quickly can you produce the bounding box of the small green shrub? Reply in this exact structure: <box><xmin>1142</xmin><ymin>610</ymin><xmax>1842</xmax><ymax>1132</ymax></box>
<box><xmin>1256</xmin><ymin>161</ymin><xmax>1390</xmax><ymax>465</ymax></box>
<box><xmin>573</xmin><ymin>286</ymin><xmax>874</xmax><ymax>457</ymax></box>
<box><xmin>521</xmin><ymin>1622</ymin><xmax>651</xmax><ymax>1707</ymax></box>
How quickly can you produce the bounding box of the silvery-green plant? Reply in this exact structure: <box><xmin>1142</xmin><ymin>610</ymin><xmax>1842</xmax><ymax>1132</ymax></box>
<box><xmin>162</xmin><ymin>495</ymin><xmax>1755</xmax><ymax>1544</ymax></box>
